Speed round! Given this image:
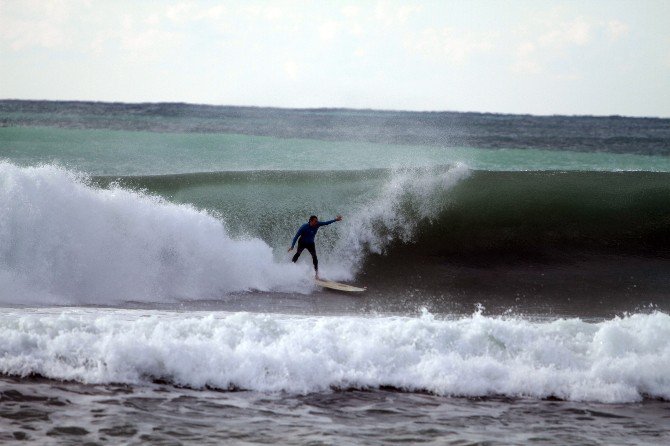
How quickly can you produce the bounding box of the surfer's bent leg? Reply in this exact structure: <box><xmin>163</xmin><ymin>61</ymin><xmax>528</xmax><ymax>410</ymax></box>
<box><xmin>305</xmin><ymin>242</ymin><xmax>318</xmax><ymax>271</ymax></box>
<box><xmin>292</xmin><ymin>241</ymin><xmax>305</xmax><ymax>263</ymax></box>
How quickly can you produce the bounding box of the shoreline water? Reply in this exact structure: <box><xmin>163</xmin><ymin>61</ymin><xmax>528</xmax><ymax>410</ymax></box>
<box><xmin>2</xmin><ymin>369</ymin><xmax>670</xmax><ymax>445</ymax></box>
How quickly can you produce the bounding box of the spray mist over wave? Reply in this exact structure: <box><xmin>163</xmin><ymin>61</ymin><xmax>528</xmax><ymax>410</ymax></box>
<box><xmin>0</xmin><ymin>163</ymin><xmax>311</xmax><ymax>305</ymax></box>
<box><xmin>324</xmin><ymin>164</ymin><xmax>471</xmax><ymax>280</ymax></box>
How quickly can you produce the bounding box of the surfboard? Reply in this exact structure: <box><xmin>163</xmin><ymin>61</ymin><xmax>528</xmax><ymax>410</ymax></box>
<box><xmin>315</xmin><ymin>278</ymin><xmax>366</xmax><ymax>292</ymax></box>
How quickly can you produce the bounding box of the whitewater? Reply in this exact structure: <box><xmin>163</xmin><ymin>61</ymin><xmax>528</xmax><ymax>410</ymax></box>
<box><xmin>2</xmin><ymin>308</ymin><xmax>669</xmax><ymax>403</ymax></box>
<box><xmin>0</xmin><ymin>162</ymin><xmax>309</xmax><ymax>304</ymax></box>
<box><xmin>1</xmin><ymin>101</ymin><xmax>669</xmax><ymax>445</ymax></box>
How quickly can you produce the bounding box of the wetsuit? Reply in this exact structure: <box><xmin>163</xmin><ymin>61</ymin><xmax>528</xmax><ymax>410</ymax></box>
<box><xmin>291</xmin><ymin>219</ymin><xmax>337</xmax><ymax>272</ymax></box>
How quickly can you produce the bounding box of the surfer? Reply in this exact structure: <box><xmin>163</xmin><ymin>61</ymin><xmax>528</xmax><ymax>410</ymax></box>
<box><xmin>289</xmin><ymin>215</ymin><xmax>342</xmax><ymax>278</ymax></box>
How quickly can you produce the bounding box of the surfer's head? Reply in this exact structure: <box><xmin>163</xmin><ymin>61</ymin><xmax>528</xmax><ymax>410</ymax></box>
<box><xmin>309</xmin><ymin>215</ymin><xmax>318</xmax><ymax>226</ymax></box>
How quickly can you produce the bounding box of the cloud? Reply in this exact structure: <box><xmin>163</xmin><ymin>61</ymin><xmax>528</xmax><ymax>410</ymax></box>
<box><xmin>244</xmin><ymin>3</ymin><xmax>285</xmax><ymax>22</ymax></box>
<box><xmin>552</xmin><ymin>72</ymin><xmax>582</xmax><ymax>81</ymax></box>
<box><xmin>510</xmin><ymin>14</ymin><xmax>626</xmax><ymax>76</ymax></box>
<box><xmin>165</xmin><ymin>3</ymin><xmax>195</xmax><ymax>23</ymax></box>
<box><xmin>0</xmin><ymin>0</ymin><xmax>192</xmax><ymax>58</ymax></box>
<box><xmin>509</xmin><ymin>12</ymin><xmax>634</xmax><ymax>77</ymax></box>
<box><xmin>319</xmin><ymin>20</ymin><xmax>341</xmax><ymax>42</ymax></box>
<box><xmin>374</xmin><ymin>1</ymin><xmax>421</xmax><ymax>27</ymax></box>
<box><xmin>538</xmin><ymin>16</ymin><xmax>592</xmax><ymax>48</ymax></box>
<box><xmin>162</xmin><ymin>2</ymin><xmax>228</xmax><ymax>28</ymax></box>
<box><xmin>406</xmin><ymin>27</ymin><xmax>495</xmax><ymax>65</ymax></box>
<box><xmin>119</xmin><ymin>14</ymin><xmax>183</xmax><ymax>59</ymax></box>
<box><xmin>354</xmin><ymin>47</ymin><xmax>368</xmax><ymax>58</ymax></box>
<box><xmin>121</xmin><ymin>28</ymin><xmax>181</xmax><ymax>55</ymax></box>
<box><xmin>516</xmin><ymin>41</ymin><xmax>536</xmax><ymax>58</ymax></box>
<box><xmin>283</xmin><ymin>59</ymin><xmax>302</xmax><ymax>80</ymax></box>
<box><xmin>0</xmin><ymin>0</ymin><xmax>80</xmax><ymax>51</ymax></box>
<box><xmin>341</xmin><ymin>5</ymin><xmax>360</xmax><ymax>19</ymax></box>
<box><xmin>318</xmin><ymin>16</ymin><xmax>365</xmax><ymax>43</ymax></box>
<box><xmin>606</xmin><ymin>20</ymin><xmax>630</xmax><ymax>41</ymax></box>
<box><xmin>512</xmin><ymin>42</ymin><xmax>542</xmax><ymax>74</ymax></box>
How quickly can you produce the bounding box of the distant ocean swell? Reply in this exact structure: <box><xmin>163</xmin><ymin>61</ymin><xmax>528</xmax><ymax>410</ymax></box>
<box><xmin>2</xmin><ymin>100</ymin><xmax>669</xmax><ymax>156</ymax></box>
<box><xmin>1</xmin><ymin>309</ymin><xmax>668</xmax><ymax>403</ymax></box>
<box><xmin>2</xmin><ymin>162</ymin><xmax>669</xmax><ymax>304</ymax></box>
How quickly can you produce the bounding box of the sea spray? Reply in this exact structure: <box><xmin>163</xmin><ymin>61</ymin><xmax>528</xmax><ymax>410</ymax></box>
<box><xmin>0</xmin><ymin>163</ymin><xmax>311</xmax><ymax>305</ymax></box>
<box><xmin>1</xmin><ymin>308</ymin><xmax>668</xmax><ymax>403</ymax></box>
<box><xmin>324</xmin><ymin>164</ymin><xmax>471</xmax><ymax>279</ymax></box>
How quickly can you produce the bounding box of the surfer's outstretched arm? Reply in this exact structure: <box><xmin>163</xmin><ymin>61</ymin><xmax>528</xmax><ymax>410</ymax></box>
<box><xmin>319</xmin><ymin>215</ymin><xmax>343</xmax><ymax>226</ymax></box>
<box><xmin>288</xmin><ymin>216</ymin><xmax>342</xmax><ymax>252</ymax></box>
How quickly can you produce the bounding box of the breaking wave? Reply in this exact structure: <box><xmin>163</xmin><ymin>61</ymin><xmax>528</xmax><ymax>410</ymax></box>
<box><xmin>0</xmin><ymin>162</ymin><xmax>311</xmax><ymax>305</ymax></box>
<box><xmin>1</xmin><ymin>308</ymin><xmax>668</xmax><ymax>403</ymax></box>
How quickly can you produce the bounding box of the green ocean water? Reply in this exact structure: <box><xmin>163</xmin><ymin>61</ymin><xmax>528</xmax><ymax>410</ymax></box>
<box><xmin>2</xmin><ymin>126</ymin><xmax>669</xmax><ymax>175</ymax></box>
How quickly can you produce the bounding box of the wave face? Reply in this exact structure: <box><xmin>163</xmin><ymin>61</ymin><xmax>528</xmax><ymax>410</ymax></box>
<box><xmin>403</xmin><ymin>170</ymin><xmax>670</xmax><ymax>259</ymax></box>
<box><xmin>1</xmin><ymin>309</ymin><xmax>668</xmax><ymax>403</ymax></box>
<box><xmin>104</xmin><ymin>168</ymin><xmax>670</xmax><ymax>262</ymax></box>
<box><xmin>0</xmin><ymin>163</ymin><xmax>310</xmax><ymax>305</ymax></box>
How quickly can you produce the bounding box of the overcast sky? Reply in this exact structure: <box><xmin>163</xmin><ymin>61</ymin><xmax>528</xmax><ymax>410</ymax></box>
<box><xmin>1</xmin><ymin>0</ymin><xmax>669</xmax><ymax>117</ymax></box>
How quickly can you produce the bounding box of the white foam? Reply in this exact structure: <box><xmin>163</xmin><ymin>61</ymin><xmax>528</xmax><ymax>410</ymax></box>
<box><xmin>1</xmin><ymin>308</ymin><xmax>668</xmax><ymax>403</ymax></box>
<box><xmin>0</xmin><ymin>162</ymin><xmax>312</xmax><ymax>305</ymax></box>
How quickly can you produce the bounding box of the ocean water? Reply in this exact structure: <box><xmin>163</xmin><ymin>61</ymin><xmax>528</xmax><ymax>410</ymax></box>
<box><xmin>1</xmin><ymin>101</ymin><xmax>669</xmax><ymax>445</ymax></box>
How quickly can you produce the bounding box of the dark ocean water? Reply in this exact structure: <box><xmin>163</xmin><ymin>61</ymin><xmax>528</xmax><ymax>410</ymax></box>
<box><xmin>2</xmin><ymin>375</ymin><xmax>669</xmax><ymax>446</ymax></box>
<box><xmin>1</xmin><ymin>101</ymin><xmax>669</xmax><ymax>444</ymax></box>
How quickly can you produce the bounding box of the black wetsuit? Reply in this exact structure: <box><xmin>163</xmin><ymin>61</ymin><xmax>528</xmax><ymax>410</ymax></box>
<box><xmin>290</xmin><ymin>219</ymin><xmax>337</xmax><ymax>271</ymax></box>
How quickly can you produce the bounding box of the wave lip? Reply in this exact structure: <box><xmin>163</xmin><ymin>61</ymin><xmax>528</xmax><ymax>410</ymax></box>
<box><xmin>1</xmin><ymin>310</ymin><xmax>668</xmax><ymax>403</ymax></box>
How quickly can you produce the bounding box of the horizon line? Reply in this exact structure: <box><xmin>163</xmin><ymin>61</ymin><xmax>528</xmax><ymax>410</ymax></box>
<box><xmin>1</xmin><ymin>98</ymin><xmax>667</xmax><ymax>120</ymax></box>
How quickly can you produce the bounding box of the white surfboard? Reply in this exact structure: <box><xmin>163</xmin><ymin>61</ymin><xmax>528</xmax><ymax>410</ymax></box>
<box><xmin>315</xmin><ymin>278</ymin><xmax>367</xmax><ymax>292</ymax></box>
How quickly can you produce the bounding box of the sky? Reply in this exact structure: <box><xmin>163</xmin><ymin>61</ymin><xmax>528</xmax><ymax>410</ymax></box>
<box><xmin>1</xmin><ymin>0</ymin><xmax>669</xmax><ymax>117</ymax></box>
